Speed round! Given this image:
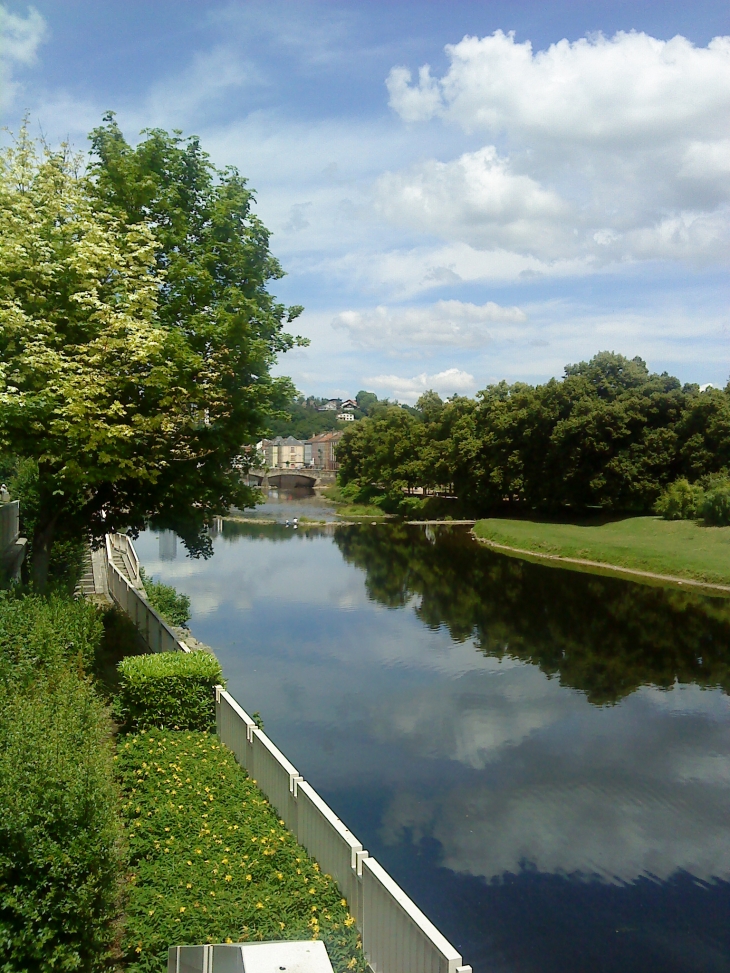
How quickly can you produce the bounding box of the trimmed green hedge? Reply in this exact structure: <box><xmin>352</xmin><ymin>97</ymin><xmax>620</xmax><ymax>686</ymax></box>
<box><xmin>117</xmin><ymin>729</ymin><xmax>366</xmax><ymax>973</ymax></box>
<box><xmin>115</xmin><ymin>650</ymin><xmax>224</xmax><ymax>732</ymax></box>
<box><xmin>0</xmin><ymin>670</ymin><xmax>124</xmax><ymax>972</ymax></box>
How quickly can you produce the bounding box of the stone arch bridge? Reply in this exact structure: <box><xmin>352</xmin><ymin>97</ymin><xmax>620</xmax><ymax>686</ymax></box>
<box><xmin>244</xmin><ymin>468</ymin><xmax>337</xmax><ymax>489</ymax></box>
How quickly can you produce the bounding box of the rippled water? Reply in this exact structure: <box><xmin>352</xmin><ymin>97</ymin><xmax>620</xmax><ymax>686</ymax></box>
<box><xmin>135</xmin><ymin>502</ymin><xmax>730</xmax><ymax>973</ymax></box>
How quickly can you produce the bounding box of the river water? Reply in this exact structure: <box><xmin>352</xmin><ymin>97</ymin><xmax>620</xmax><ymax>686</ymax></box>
<box><xmin>135</xmin><ymin>495</ymin><xmax>730</xmax><ymax>973</ymax></box>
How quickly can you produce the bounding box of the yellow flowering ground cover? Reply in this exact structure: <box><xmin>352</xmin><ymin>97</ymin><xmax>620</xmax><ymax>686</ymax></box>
<box><xmin>116</xmin><ymin>729</ymin><xmax>366</xmax><ymax>973</ymax></box>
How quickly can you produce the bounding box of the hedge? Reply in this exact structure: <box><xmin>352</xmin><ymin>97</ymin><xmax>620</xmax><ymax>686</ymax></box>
<box><xmin>116</xmin><ymin>729</ymin><xmax>367</xmax><ymax>973</ymax></box>
<box><xmin>115</xmin><ymin>650</ymin><xmax>224</xmax><ymax>732</ymax></box>
<box><xmin>0</xmin><ymin>670</ymin><xmax>124</xmax><ymax>972</ymax></box>
<box><xmin>0</xmin><ymin>591</ymin><xmax>103</xmax><ymax>690</ymax></box>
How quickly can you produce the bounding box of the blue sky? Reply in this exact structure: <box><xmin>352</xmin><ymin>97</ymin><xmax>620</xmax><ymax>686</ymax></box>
<box><xmin>1</xmin><ymin>0</ymin><xmax>729</xmax><ymax>401</ymax></box>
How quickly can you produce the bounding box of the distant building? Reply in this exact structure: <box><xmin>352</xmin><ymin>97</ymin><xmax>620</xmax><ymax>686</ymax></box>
<box><xmin>317</xmin><ymin>399</ymin><xmax>340</xmax><ymax>412</ymax></box>
<box><xmin>337</xmin><ymin>412</ymin><xmax>355</xmax><ymax>422</ymax></box>
<box><xmin>340</xmin><ymin>398</ymin><xmax>358</xmax><ymax>412</ymax></box>
<box><xmin>308</xmin><ymin>430</ymin><xmax>343</xmax><ymax>470</ymax></box>
<box><xmin>261</xmin><ymin>436</ymin><xmax>307</xmax><ymax>468</ymax></box>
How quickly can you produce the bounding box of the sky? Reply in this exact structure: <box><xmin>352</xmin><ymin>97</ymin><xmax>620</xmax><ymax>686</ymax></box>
<box><xmin>1</xmin><ymin>0</ymin><xmax>729</xmax><ymax>402</ymax></box>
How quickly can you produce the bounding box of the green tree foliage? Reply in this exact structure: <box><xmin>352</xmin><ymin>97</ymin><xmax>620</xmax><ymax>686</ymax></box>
<box><xmin>139</xmin><ymin>567</ymin><xmax>191</xmax><ymax>627</ymax></box>
<box><xmin>334</xmin><ymin>524</ymin><xmax>730</xmax><ymax>705</ymax></box>
<box><xmin>0</xmin><ymin>120</ymin><xmax>304</xmax><ymax>588</ymax></box>
<box><xmin>265</xmin><ymin>395</ymin><xmax>342</xmax><ymax>440</ymax></box>
<box><xmin>337</xmin><ymin>352</ymin><xmax>730</xmax><ymax>516</ymax></box>
<box><xmin>355</xmin><ymin>390</ymin><xmax>379</xmax><ymax>415</ymax></box>
<box><xmin>701</xmin><ymin>478</ymin><xmax>730</xmax><ymax>526</ymax></box>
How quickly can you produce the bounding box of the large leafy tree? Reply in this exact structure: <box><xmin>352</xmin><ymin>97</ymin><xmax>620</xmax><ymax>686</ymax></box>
<box><xmin>0</xmin><ymin>121</ymin><xmax>303</xmax><ymax>589</ymax></box>
<box><xmin>339</xmin><ymin>353</ymin><xmax>730</xmax><ymax>516</ymax></box>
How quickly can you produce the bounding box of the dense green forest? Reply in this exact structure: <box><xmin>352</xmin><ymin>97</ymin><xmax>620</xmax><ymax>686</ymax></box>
<box><xmin>337</xmin><ymin>353</ymin><xmax>730</xmax><ymax>516</ymax></box>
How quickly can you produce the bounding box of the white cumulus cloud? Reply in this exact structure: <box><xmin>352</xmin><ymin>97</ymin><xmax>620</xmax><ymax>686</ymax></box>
<box><xmin>332</xmin><ymin>298</ymin><xmax>526</xmax><ymax>349</ymax></box>
<box><xmin>384</xmin><ymin>30</ymin><xmax>730</xmax><ymax>267</ymax></box>
<box><xmin>0</xmin><ymin>4</ymin><xmax>47</xmax><ymax>109</ymax></box>
<box><xmin>364</xmin><ymin>367</ymin><xmax>475</xmax><ymax>403</ymax></box>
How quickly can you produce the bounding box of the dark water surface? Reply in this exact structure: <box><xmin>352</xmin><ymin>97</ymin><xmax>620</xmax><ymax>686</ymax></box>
<box><xmin>136</xmin><ymin>509</ymin><xmax>730</xmax><ymax>973</ymax></box>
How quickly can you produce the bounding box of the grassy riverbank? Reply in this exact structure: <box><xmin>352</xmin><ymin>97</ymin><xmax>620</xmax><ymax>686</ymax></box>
<box><xmin>473</xmin><ymin>516</ymin><xmax>730</xmax><ymax>587</ymax></box>
<box><xmin>117</xmin><ymin>728</ymin><xmax>365</xmax><ymax>972</ymax></box>
<box><xmin>321</xmin><ymin>485</ymin><xmax>390</xmax><ymax>519</ymax></box>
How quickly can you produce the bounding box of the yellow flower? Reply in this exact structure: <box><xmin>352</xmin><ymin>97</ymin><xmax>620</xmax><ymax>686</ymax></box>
<box><xmin>180</xmin><ymin>907</ymin><xmax>186</xmax><ymax>913</ymax></box>
<box><xmin>309</xmin><ymin>888</ymin><xmax>316</xmax><ymax>895</ymax></box>
<box><xmin>148</xmin><ymin>910</ymin><xmax>154</xmax><ymax>916</ymax></box>
<box><xmin>186</xmin><ymin>883</ymin><xmax>192</xmax><ymax>889</ymax></box>
<box><xmin>277</xmin><ymin>873</ymin><xmax>283</xmax><ymax>881</ymax></box>
<box><xmin>345</xmin><ymin>916</ymin><xmax>355</xmax><ymax>927</ymax></box>
<box><xmin>256</xmin><ymin>902</ymin><xmax>264</xmax><ymax>909</ymax></box>
<box><xmin>340</xmin><ymin>899</ymin><xmax>347</xmax><ymax>907</ymax></box>
<box><xmin>246</xmin><ymin>874</ymin><xmax>252</xmax><ymax>881</ymax></box>
<box><xmin>225</xmin><ymin>875</ymin><xmax>232</xmax><ymax>882</ymax></box>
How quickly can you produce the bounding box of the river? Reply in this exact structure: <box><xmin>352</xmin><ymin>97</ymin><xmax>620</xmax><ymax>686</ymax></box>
<box><xmin>134</xmin><ymin>493</ymin><xmax>730</xmax><ymax>973</ymax></box>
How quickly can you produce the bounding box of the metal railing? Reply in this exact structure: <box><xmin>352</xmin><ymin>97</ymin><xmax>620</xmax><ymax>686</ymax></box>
<box><xmin>0</xmin><ymin>501</ymin><xmax>19</xmax><ymax>555</ymax></box>
<box><xmin>106</xmin><ymin>533</ymin><xmax>472</xmax><ymax>973</ymax></box>
<box><xmin>105</xmin><ymin>535</ymin><xmax>190</xmax><ymax>654</ymax></box>
<box><xmin>107</xmin><ymin>531</ymin><xmax>141</xmax><ymax>585</ymax></box>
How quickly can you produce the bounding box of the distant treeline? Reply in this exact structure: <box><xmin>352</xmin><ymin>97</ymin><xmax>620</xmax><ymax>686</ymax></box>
<box><xmin>266</xmin><ymin>391</ymin><xmax>390</xmax><ymax>440</ymax></box>
<box><xmin>337</xmin><ymin>352</ymin><xmax>730</xmax><ymax>516</ymax></box>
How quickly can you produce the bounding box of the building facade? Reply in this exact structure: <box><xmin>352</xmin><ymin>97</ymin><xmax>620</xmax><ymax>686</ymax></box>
<box><xmin>308</xmin><ymin>430</ymin><xmax>343</xmax><ymax>470</ymax></box>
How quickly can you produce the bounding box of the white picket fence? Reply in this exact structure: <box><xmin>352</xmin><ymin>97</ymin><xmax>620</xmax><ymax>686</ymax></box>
<box><xmin>105</xmin><ymin>533</ymin><xmax>472</xmax><ymax>973</ymax></box>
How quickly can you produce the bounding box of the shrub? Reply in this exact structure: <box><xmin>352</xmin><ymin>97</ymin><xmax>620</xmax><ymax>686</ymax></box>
<box><xmin>654</xmin><ymin>478</ymin><xmax>704</xmax><ymax>520</ymax></box>
<box><xmin>0</xmin><ymin>591</ymin><xmax>103</xmax><ymax>690</ymax></box>
<box><xmin>117</xmin><ymin>729</ymin><xmax>367</xmax><ymax>973</ymax></box>
<box><xmin>700</xmin><ymin>479</ymin><xmax>730</xmax><ymax>526</ymax></box>
<box><xmin>0</xmin><ymin>670</ymin><xmax>124</xmax><ymax>972</ymax></box>
<box><xmin>115</xmin><ymin>650</ymin><xmax>224</xmax><ymax>731</ymax></box>
<box><xmin>140</xmin><ymin>568</ymin><xmax>191</xmax><ymax>627</ymax></box>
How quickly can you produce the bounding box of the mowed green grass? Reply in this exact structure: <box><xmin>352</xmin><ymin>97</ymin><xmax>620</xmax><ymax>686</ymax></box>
<box><xmin>473</xmin><ymin>516</ymin><xmax>730</xmax><ymax>586</ymax></box>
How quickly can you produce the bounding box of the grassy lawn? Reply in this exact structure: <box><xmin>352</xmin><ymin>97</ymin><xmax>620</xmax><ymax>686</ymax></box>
<box><xmin>117</xmin><ymin>729</ymin><xmax>365</xmax><ymax>973</ymax></box>
<box><xmin>473</xmin><ymin>516</ymin><xmax>730</xmax><ymax>586</ymax></box>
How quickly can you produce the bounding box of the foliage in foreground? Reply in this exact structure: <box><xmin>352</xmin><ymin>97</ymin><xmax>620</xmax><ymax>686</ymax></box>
<box><xmin>0</xmin><ymin>591</ymin><xmax>103</xmax><ymax>690</ymax></box>
<box><xmin>115</xmin><ymin>650</ymin><xmax>224</xmax><ymax>732</ymax></box>
<box><xmin>0</xmin><ymin>671</ymin><xmax>123</xmax><ymax>973</ymax></box>
<box><xmin>140</xmin><ymin>568</ymin><xmax>192</xmax><ymax>627</ymax></box>
<box><xmin>116</xmin><ymin>729</ymin><xmax>366</xmax><ymax>973</ymax></box>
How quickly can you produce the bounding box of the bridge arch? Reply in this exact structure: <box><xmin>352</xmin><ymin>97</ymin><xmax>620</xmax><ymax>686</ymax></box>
<box><xmin>267</xmin><ymin>472</ymin><xmax>317</xmax><ymax>488</ymax></box>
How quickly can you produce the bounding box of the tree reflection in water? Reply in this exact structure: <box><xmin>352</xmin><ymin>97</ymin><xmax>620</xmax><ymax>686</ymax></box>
<box><xmin>334</xmin><ymin>524</ymin><xmax>730</xmax><ymax>705</ymax></box>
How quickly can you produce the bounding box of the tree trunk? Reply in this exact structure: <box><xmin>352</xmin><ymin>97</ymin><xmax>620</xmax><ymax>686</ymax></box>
<box><xmin>32</xmin><ymin>514</ymin><xmax>59</xmax><ymax>593</ymax></box>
